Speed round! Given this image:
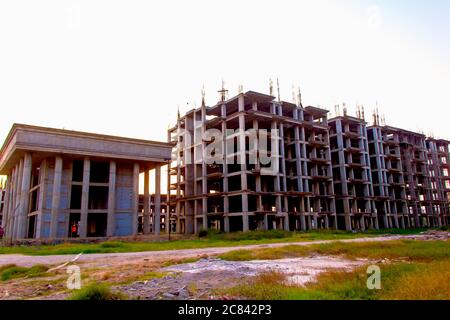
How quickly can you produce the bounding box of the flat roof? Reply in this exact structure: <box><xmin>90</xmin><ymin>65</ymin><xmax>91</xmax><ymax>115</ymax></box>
<box><xmin>0</xmin><ymin>124</ymin><xmax>173</xmax><ymax>174</ymax></box>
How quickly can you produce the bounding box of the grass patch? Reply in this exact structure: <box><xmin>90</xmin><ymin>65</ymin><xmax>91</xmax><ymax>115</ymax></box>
<box><xmin>219</xmin><ymin>240</ymin><xmax>450</xmax><ymax>262</ymax></box>
<box><xmin>0</xmin><ymin>264</ymin><xmax>49</xmax><ymax>281</ymax></box>
<box><xmin>224</xmin><ymin>260</ymin><xmax>450</xmax><ymax>300</ymax></box>
<box><xmin>0</xmin><ymin>228</ymin><xmax>430</xmax><ymax>256</ymax></box>
<box><xmin>68</xmin><ymin>283</ymin><xmax>126</xmax><ymax>300</ymax></box>
<box><xmin>161</xmin><ymin>257</ymin><xmax>200</xmax><ymax>267</ymax></box>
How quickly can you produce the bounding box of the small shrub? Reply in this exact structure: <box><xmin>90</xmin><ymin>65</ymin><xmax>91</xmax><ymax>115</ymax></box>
<box><xmin>68</xmin><ymin>283</ymin><xmax>125</xmax><ymax>300</ymax></box>
<box><xmin>0</xmin><ymin>264</ymin><xmax>49</xmax><ymax>281</ymax></box>
<box><xmin>198</xmin><ymin>229</ymin><xmax>209</xmax><ymax>238</ymax></box>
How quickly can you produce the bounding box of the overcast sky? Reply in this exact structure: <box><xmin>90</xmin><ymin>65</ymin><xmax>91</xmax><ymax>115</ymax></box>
<box><xmin>1</xmin><ymin>0</ymin><xmax>449</xmax><ymax>145</ymax></box>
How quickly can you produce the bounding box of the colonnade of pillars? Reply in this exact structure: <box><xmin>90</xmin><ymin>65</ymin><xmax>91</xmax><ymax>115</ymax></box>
<box><xmin>0</xmin><ymin>152</ymin><xmax>164</xmax><ymax>239</ymax></box>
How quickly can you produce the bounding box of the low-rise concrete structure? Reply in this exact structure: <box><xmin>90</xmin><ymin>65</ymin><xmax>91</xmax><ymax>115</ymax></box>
<box><xmin>0</xmin><ymin>124</ymin><xmax>172</xmax><ymax>240</ymax></box>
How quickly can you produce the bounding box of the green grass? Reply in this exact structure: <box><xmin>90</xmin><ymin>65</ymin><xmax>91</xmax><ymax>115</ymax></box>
<box><xmin>68</xmin><ymin>283</ymin><xmax>126</xmax><ymax>300</ymax></box>
<box><xmin>0</xmin><ymin>228</ymin><xmax>428</xmax><ymax>256</ymax></box>
<box><xmin>225</xmin><ymin>260</ymin><xmax>450</xmax><ymax>300</ymax></box>
<box><xmin>218</xmin><ymin>239</ymin><xmax>450</xmax><ymax>262</ymax></box>
<box><xmin>0</xmin><ymin>264</ymin><xmax>49</xmax><ymax>281</ymax></box>
<box><xmin>222</xmin><ymin>239</ymin><xmax>450</xmax><ymax>300</ymax></box>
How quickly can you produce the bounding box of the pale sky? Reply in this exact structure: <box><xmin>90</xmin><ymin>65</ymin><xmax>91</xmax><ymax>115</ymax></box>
<box><xmin>1</xmin><ymin>0</ymin><xmax>450</xmax><ymax>143</ymax></box>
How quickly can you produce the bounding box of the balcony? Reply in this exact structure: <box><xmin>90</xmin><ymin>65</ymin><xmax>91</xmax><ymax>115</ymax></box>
<box><xmin>344</xmin><ymin>131</ymin><xmax>361</xmax><ymax>139</ymax></box>
<box><xmin>309</xmin><ymin>157</ymin><xmax>331</xmax><ymax>165</ymax></box>
<box><xmin>308</xmin><ymin>138</ymin><xmax>328</xmax><ymax>147</ymax></box>
<box><xmin>346</xmin><ymin>147</ymin><xmax>361</xmax><ymax>153</ymax></box>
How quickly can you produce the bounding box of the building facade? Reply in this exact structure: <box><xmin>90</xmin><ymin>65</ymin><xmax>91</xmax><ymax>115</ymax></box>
<box><xmin>0</xmin><ymin>124</ymin><xmax>172</xmax><ymax>240</ymax></box>
<box><xmin>168</xmin><ymin>90</ymin><xmax>450</xmax><ymax>233</ymax></box>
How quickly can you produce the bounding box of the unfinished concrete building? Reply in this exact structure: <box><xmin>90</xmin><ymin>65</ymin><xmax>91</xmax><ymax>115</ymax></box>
<box><xmin>0</xmin><ymin>124</ymin><xmax>172</xmax><ymax>240</ymax></box>
<box><xmin>396</xmin><ymin>129</ymin><xmax>436</xmax><ymax>227</ymax></box>
<box><xmin>366</xmin><ymin>124</ymin><xmax>409</xmax><ymax>229</ymax></box>
<box><xmin>328</xmin><ymin>111</ymin><xmax>377</xmax><ymax>231</ymax></box>
<box><xmin>425</xmin><ymin>138</ymin><xmax>450</xmax><ymax>226</ymax></box>
<box><xmin>168</xmin><ymin>90</ymin><xmax>336</xmax><ymax>234</ymax></box>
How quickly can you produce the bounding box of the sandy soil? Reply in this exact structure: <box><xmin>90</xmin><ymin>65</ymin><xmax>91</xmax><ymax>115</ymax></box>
<box><xmin>0</xmin><ymin>234</ymin><xmax>427</xmax><ymax>268</ymax></box>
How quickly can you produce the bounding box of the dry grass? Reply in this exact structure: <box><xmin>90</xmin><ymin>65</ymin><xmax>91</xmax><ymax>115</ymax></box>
<box><xmin>224</xmin><ymin>261</ymin><xmax>450</xmax><ymax>300</ymax></box>
<box><xmin>381</xmin><ymin>260</ymin><xmax>450</xmax><ymax>300</ymax></box>
<box><xmin>219</xmin><ymin>240</ymin><xmax>450</xmax><ymax>262</ymax></box>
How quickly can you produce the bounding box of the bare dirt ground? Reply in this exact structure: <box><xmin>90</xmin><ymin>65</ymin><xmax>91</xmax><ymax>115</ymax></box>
<box><xmin>0</xmin><ymin>231</ymin><xmax>447</xmax><ymax>300</ymax></box>
<box><xmin>116</xmin><ymin>256</ymin><xmax>367</xmax><ymax>300</ymax></box>
<box><xmin>0</xmin><ymin>233</ymin><xmax>441</xmax><ymax>268</ymax></box>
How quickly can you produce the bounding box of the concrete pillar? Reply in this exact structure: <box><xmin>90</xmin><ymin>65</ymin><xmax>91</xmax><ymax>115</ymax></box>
<box><xmin>1</xmin><ymin>174</ymin><xmax>11</xmax><ymax>231</ymax></box>
<box><xmin>242</xmin><ymin>211</ymin><xmax>249</xmax><ymax>232</ymax></box>
<box><xmin>224</xmin><ymin>197</ymin><xmax>230</xmax><ymax>232</ymax></box>
<box><xmin>17</xmin><ymin>153</ymin><xmax>32</xmax><ymax>239</ymax></box>
<box><xmin>143</xmin><ymin>169</ymin><xmax>150</xmax><ymax>234</ymax></box>
<box><xmin>35</xmin><ymin>159</ymin><xmax>47</xmax><ymax>239</ymax></box>
<box><xmin>224</xmin><ymin>215</ymin><xmax>230</xmax><ymax>232</ymax></box>
<box><xmin>13</xmin><ymin>159</ymin><xmax>24</xmax><ymax>239</ymax></box>
<box><xmin>132</xmin><ymin>163</ymin><xmax>140</xmax><ymax>235</ymax></box>
<box><xmin>154</xmin><ymin>165</ymin><xmax>161</xmax><ymax>235</ymax></box>
<box><xmin>50</xmin><ymin>156</ymin><xmax>63</xmax><ymax>238</ymax></box>
<box><xmin>79</xmin><ymin>157</ymin><xmax>90</xmax><ymax>238</ymax></box>
<box><xmin>107</xmin><ymin>160</ymin><xmax>116</xmax><ymax>237</ymax></box>
<box><xmin>6</xmin><ymin>167</ymin><xmax>17</xmax><ymax>238</ymax></box>
<box><xmin>283</xmin><ymin>214</ymin><xmax>290</xmax><ymax>231</ymax></box>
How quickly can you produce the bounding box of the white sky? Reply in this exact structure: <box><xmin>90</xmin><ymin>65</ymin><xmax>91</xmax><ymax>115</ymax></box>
<box><xmin>1</xmin><ymin>0</ymin><xmax>450</xmax><ymax>191</ymax></box>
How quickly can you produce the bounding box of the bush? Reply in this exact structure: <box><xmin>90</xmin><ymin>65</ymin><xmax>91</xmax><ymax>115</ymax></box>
<box><xmin>198</xmin><ymin>229</ymin><xmax>209</xmax><ymax>238</ymax></box>
<box><xmin>68</xmin><ymin>283</ymin><xmax>125</xmax><ymax>300</ymax></box>
<box><xmin>0</xmin><ymin>264</ymin><xmax>48</xmax><ymax>281</ymax></box>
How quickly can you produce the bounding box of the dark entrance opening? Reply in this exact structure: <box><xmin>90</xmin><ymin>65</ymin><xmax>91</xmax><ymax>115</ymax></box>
<box><xmin>229</xmin><ymin>216</ymin><xmax>243</xmax><ymax>232</ymax></box>
<box><xmin>87</xmin><ymin>212</ymin><xmax>107</xmax><ymax>237</ymax></box>
<box><xmin>68</xmin><ymin>212</ymin><xmax>81</xmax><ymax>237</ymax></box>
<box><xmin>27</xmin><ymin>215</ymin><xmax>36</xmax><ymax>238</ymax></box>
<box><xmin>138</xmin><ymin>216</ymin><xmax>143</xmax><ymax>233</ymax></box>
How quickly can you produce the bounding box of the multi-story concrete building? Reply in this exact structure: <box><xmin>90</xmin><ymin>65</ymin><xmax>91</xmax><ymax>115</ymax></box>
<box><xmin>167</xmin><ymin>90</ymin><xmax>336</xmax><ymax>234</ymax></box>
<box><xmin>0</xmin><ymin>124</ymin><xmax>172</xmax><ymax>240</ymax></box>
<box><xmin>328</xmin><ymin>112</ymin><xmax>377</xmax><ymax>231</ymax></box>
<box><xmin>366</xmin><ymin>124</ymin><xmax>409</xmax><ymax>229</ymax></box>
<box><xmin>168</xmin><ymin>89</ymin><xmax>449</xmax><ymax>234</ymax></box>
<box><xmin>425</xmin><ymin>138</ymin><xmax>450</xmax><ymax>226</ymax></box>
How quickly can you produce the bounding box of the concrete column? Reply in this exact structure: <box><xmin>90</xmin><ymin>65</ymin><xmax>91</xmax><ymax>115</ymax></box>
<box><xmin>283</xmin><ymin>214</ymin><xmax>290</xmax><ymax>231</ymax></box>
<box><xmin>13</xmin><ymin>159</ymin><xmax>24</xmax><ymax>239</ymax></box>
<box><xmin>79</xmin><ymin>157</ymin><xmax>90</xmax><ymax>238</ymax></box>
<box><xmin>242</xmin><ymin>210</ymin><xmax>249</xmax><ymax>232</ymax></box>
<box><xmin>224</xmin><ymin>216</ymin><xmax>230</xmax><ymax>232</ymax></box>
<box><xmin>35</xmin><ymin>159</ymin><xmax>47</xmax><ymax>239</ymax></box>
<box><xmin>1</xmin><ymin>174</ymin><xmax>11</xmax><ymax>231</ymax></box>
<box><xmin>50</xmin><ymin>156</ymin><xmax>63</xmax><ymax>238</ymax></box>
<box><xmin>143</xmin><ymin>169</ymin><xmax>150</xmax><ymax>234</ymax></box>
<box><xmin>107</xmin><ymin>161</ymin><xmax>116</xmax><ymax>237</ymax></box>
<box><xmin>6</xmin><ymin>167</ymin><xmax>17</xmax><ymax>238</ymax></box>
<box><xmin>17</xmin><ymin>153</ymin><xmax>32</xmax><ymax>239</ymax></box>
<box><xmin>154</xmin><ymin>165</ymin><xmax>161</xmax><ymax>235</ymax></box>
<box><xmin>132</xmin><ymin>163</ymin><xmax>140</xmax><ymax>235</ymax></box>
<box><xmin>223</xmin><ymin>197</ymin><xmax>230</xmax><ymax>232</ymax></box>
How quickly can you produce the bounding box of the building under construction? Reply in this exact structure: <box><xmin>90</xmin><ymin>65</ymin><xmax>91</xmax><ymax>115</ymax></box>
<box><xmin>1</xmin><ymin>87</ymin><xmax>449</xmax><ymax>239</ymax></box>
<box><xmin>167</xmin><ymin>87</ymin><xmax>450</xmax><ymax>233</ymax></box>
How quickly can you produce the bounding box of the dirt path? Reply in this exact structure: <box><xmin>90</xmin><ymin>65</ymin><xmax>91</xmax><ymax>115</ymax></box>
<box><xmin>0</xmin><ymin>234</ymin><xmax>430</xmax><ymax>268</ymax></box>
